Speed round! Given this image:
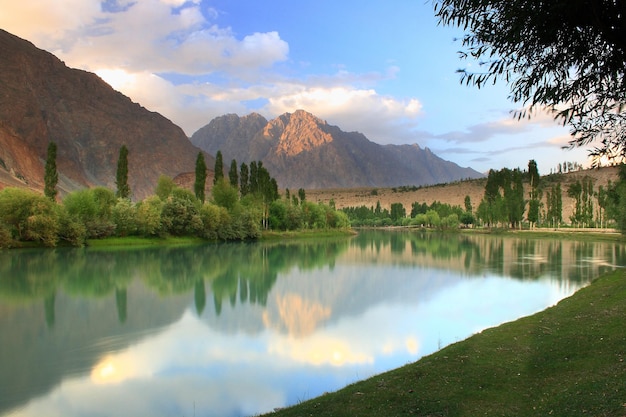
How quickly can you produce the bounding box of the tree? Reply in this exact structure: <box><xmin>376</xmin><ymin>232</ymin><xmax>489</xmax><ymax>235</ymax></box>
<box><xmin>155</xmin><ymin>175</ymin><xmax>175</xmax><ymax>200</ymax></box>
<box><xmin>527</xmin><ymin>160</ymin><xmax>541</xmax><ymax>228</ymax></box>
<box><xmin>249</xmin><ymin>161</ymin><xmax>258</xmax><ymax>193</ymax></box>
<box><xmin>229</xmin><ymin>159</ymin><xmax>239</xmax><ymax>189</ymax></box>
<box><xmin>464</xmin><ymin>195</ymin><xmax>472</xmax><ymax>213</ymax></box>
<box><xmin>213</xmin><ymin>150</ymin><xmax>224</xmax><ymax>185</ymax></box>
<box><xmin>0</xmin><ymin>187</ymin><xmax>59</xmax><ymax>245</ymax></box>
<box><xmin>44</xmin><ymin>141</ymin><xmax>58</xmax><ymax>201</ymax></box>
<box><xmin>115</xmin><ymin>145</ymin><xmax>130</xmax><ymax>199</ymax></box>
<box><xmin>546</xmin><ymin>183</ymin><xmax>563</xmax><ymax>228</ymax></box>
<box><xmin>63</xmin><ymin>187</ymin><xmax>116</xmax><ymax>238</ymax></box>
<box><xmin>567</xmin><ymin>176</ymin><xmax>595</xmax><ymax>227</ymax></box>
<box><xmin>239</xmin><ymin>162</ymin><xmax>249</xmax><ymax>196</ymax></box>
<box><xmin>161</xmin><ymin>188</ymin><xmax>202</xmax><ymax>236</ymax></box>
<box><xmin>194</xmin><ymin>152</ymin><xmax>207</xmax><ymax>203</ymax></box>
<box><xmin>606</xmin><ymin>164</ymin><xmax>626</xmax><ymax>231</ymax></box>
<box><xmin>390</xmin><ymin>203</ymin><xmax>406</xmax><ymax>222</ymax></box>
<box><xmin>212</xmin><ymin>179</ymin><xmax>239</xmax><ymax>211</ymax></box>
<box><xmin>434</xmin><ymin>0</ymin><xmax>626</xmax><ymax>162</ymax></box>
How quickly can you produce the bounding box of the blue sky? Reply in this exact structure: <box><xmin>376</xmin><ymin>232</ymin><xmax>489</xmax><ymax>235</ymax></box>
<box><xmin>0</xmin><ymin>0</ymin><xmax>592</xmax><ymax>173</ymax></box>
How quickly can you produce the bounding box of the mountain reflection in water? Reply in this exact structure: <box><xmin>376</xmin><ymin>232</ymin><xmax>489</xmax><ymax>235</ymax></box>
<box><xmin>1</xmin><ymin>231</ymin><xmax>624</xmax><ymax>417</ymax></box>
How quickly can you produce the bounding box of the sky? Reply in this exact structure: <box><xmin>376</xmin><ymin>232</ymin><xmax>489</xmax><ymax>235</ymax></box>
<box><xmin>0</xmin><ymin>0</ymin><xmax>594</xmax><ymax>174</ymax></box>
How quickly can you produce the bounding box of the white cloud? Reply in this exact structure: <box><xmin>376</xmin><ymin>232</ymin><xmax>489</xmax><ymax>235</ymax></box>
<box><xmin>0</xmin><ymin>1</ymin><xmax>102</xmax><ymax>43</ymax></box>
<box><xmin>1</xmin><ymin>0</ymin><xmax>288</xmax><ymax>76</ymax></box>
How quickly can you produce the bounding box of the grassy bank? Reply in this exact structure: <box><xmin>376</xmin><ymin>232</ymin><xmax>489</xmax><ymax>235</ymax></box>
<box><xmin>260</xmin><ymin>228</ymin><xmax>356</xmax><ymax>240</ymax></box>
<box><xmin>265</xmin><ymin>269</ymin><xmax>626</xmax><ymax>417</ymax></box>
<box><xmin>85</xmin><ymin>235</ymin><xmax>208</xmax><ymax>248</ymax></box>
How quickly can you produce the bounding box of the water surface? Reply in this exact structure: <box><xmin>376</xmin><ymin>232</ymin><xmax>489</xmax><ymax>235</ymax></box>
<box><xmin>1</xmin><ymin>231</ymin><xmax>623</xmax><ymax>416</ymax></box>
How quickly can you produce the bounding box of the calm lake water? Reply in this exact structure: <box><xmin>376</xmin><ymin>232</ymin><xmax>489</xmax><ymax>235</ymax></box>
<box><xmin>1</xmin><ymin>231</ymin><xmax>624</xmax><ymax>417</ymax></box>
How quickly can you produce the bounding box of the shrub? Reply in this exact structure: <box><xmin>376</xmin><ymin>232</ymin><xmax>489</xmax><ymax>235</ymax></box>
<box><xmin>0</xmin><ymin>221</ymin><xmax>13</xmax><ymax>248</ymax></box>
<box><xmin>112</xmin><ymin>198</ymin><xmax>138</xmax><ymax>237</ymax></box>
<box><xmin>136</xmin><ymin>196</ymin><xmax>163</xmax><ymax>237</ymax></box>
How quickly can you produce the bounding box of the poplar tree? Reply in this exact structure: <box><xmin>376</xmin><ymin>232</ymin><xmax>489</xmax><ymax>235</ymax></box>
<box><xmin>239</xmin><ymin>162</ymin><xmax>249</xmax><ymax>196</ymax></box>
<box><xmin>44</xmin><ymin>141</ymin><xmax>58</xmax><ymax>201</ymax></box>
<box><xmin>527</xmin><ymin>160</ymin><xmax>541</xmax><ymax>228</ymax></box>
<box><xmin>228</xmin><ymin>159</ymin><xmax>239</xmax><ymax>188</ymax></box>
<box><xmin>194</xmin><ymin>152</ymin><xmax>207</xmax><ymax>203</ymax></box>
<box><xmin>249</xmin><ymin>161</ymin><xmax>258</xmax><ymax>193</ymax></box>
<box><xmin>213</xmin><ymin>150</ymin><xmax>224</xmax><ymax>185</ymax></box>
<box><xmin>115</xmin><ymin>145</ymin><xmax>130</xmax><ymax>199</ymax></box>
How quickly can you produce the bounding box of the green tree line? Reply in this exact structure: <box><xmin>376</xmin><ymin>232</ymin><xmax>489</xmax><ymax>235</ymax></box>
<box><xmin>342</xmin><ymin>160</ymin><xmax>626</xmax><ymax>232</ymax></box>
<box><xmin>0</xmin><ymin>145</ymin><xmax>349</xmax><ymax>248</ymax></box>
<box><xmin>342</xmin><ymin>199</ymin><xmax>473</xmax><ymax>230</ymax></box>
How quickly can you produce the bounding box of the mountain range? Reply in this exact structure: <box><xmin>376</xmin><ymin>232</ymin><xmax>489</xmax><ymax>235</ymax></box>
<box><xmin>190</xmin><ymin>111</ymin><xmax>483</xmax><ymax>189</ymax></box>
<box><xmin>0</xmin><ymin>28</ymin><xmax>481</xmax><ymax>199</ymax></box>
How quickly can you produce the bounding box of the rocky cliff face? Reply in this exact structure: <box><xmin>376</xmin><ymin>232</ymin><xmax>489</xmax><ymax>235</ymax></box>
<box><xmin>0</xmin><ymin>29</ymin><xmax>209</xmax><ymax>200</ymax></box>
<box><xmin>191</xmin><ymin>110</ymin><xmax>483</xmax><ymax>189</ymax></box>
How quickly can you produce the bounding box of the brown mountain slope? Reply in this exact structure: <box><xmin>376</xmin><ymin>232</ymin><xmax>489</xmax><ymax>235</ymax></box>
<box><xmin>190</xmin><ymin>110</ymin><xmax>483</xmax><ymax>189</ymax></box>
<box><xmin>0</xmin><ymin>29</ymin><xmax>209</xmax><ymax>200</ymax></box>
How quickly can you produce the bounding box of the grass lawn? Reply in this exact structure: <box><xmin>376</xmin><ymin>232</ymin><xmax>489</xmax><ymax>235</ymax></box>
<box><xmin>265</xmin><ymin>269</ymin><xmax>626</xmax><ymax>417</ymax></box>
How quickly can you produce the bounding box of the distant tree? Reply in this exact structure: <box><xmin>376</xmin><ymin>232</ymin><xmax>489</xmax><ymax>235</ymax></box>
<box><xmin>528</xmin><ymin>160</ymin><xmax>540</xmax><ymax>192</ymax></box>
<box><xmin>115</xmin><ymin>145</ymin><xmax>130</xmax><ymax>199</ymax></box>
<box><xmin>213</xmin><ymin>150</ymin><xmax>224</xmax><ymax>185</ymax></box>
<box><xmin>44</xmin><ymin>141</ymin><xmax>58</xmax><ymax>201</ymax></box>
<box><xmin>298</xmin><ymin>188</ymin><xmax>306</xmax><ymax>205</ymax></box>
<box><xmin>505</xmin><ymin>169</ymin><xmax>526</xmax><ymax>228</ymax></box>
<box><xmin>228</xmin><ymin>159</ymin><xmax>239</xmax><ymax>189</ymax></box>
<box><xmin>460</xmin><ymin>210</ymin><xmax>474</xmax><ymax>227</ymax></box>
<box><xmin>567</xmin><ymin>177</ymin><xmax>594</xmax><ymax>227</ymax></box>
<box><xmin>567</xmin><ymin>178</ymin><xmax>594</xmax><ymax>227</ymax></box>
<box><xmin>527</xmin><ymin>160</ymin><xmax>541</xmax><ymax>228</ymax></box>
<box><xmin>249</xmin><ymin>161</ymin><xmax>258</xmax><ymax>193</ymax></box>
<box><xmin>239</xmin><ymin>162</ymin><xmax>249</xmax><ymax>196</ymax></box>
<box><xmin>596</xmin><ymin>184</ymin><xmax>609</xmax><ymax>229</ymax></box>
<box><xmin>464</xmin><ymin>195</ymin><xmax>472</xmax><ymax>213</ymax></box>
<box><xmin>478</xmin><ymin>169</ymin><xmax>506</xmax><ymax>227</ymax></box>
<box><xmin>434</xmin><ymin>0</ymin><xmax>626</xmax><ymax>162</ymax></box>
<box><xmin>546</xmin><ymin>183</ymin><xmax>563</xmax><ymax>228</ymax></box>
<box><xmin>194</xmin><ymin>152</ymin><xmax>207</xmax><ymax>203</ymax></box>
<box><xmin>390</xmin><ymin>203</ymin><xmax>406</xmax><ymax>222</ymax></box>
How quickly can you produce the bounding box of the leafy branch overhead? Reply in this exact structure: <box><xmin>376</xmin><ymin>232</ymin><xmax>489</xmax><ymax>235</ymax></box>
<box><xmin>434</xmin><ymin>0</ymin><xmax>626</xmax><ymax>162</ymax></box>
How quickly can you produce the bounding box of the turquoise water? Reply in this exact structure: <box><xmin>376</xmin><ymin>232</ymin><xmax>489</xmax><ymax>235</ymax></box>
<box><xmin>1</xmin><ymin>231</ymin><xmax>623</xmax><ymax>416</ymax></box>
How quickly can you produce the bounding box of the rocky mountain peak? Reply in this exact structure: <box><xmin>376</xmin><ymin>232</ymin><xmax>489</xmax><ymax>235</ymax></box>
<box><xmin>263</xmin><ymin>110</ymin><xmax>334</xmax><ymax>156</ymax></box>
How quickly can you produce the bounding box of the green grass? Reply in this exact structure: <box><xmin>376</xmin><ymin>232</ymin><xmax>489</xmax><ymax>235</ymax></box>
<box><xmin>265</xmin><ymin>269</ymin><xmax>626</xmax><ymax>417</ymax></box>
<box><xmin>260</xmin><ymin>228</ymin><xmax>356</xmax><ymax>240</ymax></box>
<box><xmin>85</xmin><ymin>235</ymin><xmax>208</xmax><ymax>248</ymax></box>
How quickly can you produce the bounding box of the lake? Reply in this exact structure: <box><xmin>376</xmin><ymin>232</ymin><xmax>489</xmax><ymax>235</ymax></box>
<box><xmin>1</xmin><ymin>230</ymin><xmax>624</xmax><ymax>417</ymax></box>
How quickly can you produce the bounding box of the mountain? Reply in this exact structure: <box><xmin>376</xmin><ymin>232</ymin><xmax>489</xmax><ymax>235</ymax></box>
<box><xmin>0</xmin><ymin>29</ymin><xmax>209</xmax><ymax>200</ymax></box>
<box><xmin>190</xmin><ymin>110</ymin><xmax>483</xmax><ymax>189</ymax></box>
